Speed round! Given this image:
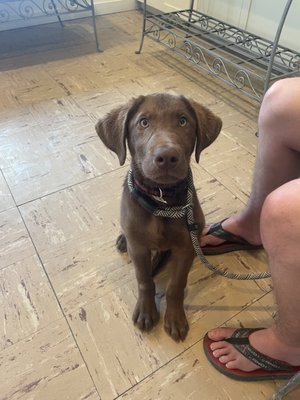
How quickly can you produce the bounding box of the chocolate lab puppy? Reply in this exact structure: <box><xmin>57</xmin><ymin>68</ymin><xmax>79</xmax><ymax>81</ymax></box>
<box><xmin>96</xmin><ymin>93</ymin><xmax>222</xmax><ymax>341</ymax></box>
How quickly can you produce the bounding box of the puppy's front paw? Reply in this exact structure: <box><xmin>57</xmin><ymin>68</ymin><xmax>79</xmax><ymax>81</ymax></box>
<box><xmin>132</xmin><ymin>299</ymin><xmax>159</xmax><ymax>331</ymax></box>
<box><xmin>116</xmin><ymin>233</ymin><xmax>127</xmax><ymax>253</ymax></box>
<box><xmin>164</xmin><ymin>308</ymin><xmax>189</xmax><ymax>342</ymax></box>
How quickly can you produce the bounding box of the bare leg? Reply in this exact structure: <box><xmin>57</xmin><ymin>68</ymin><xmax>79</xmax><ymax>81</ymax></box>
<box><xmin>201</xmin><ymin>77</ymin><xmax>300</xmax><ymax>247</ymax></box>
<box><xmin>208</xmin><ymin>180</ymin><xmax>300</xmax><ymax>370</ymax></box>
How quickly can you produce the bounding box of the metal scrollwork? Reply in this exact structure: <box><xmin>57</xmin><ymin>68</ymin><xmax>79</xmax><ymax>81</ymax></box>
<box><xmin>64</xmin><ymin>0</ymin><xmax>80</xmax><ymax>12</ymax></box>
<box><xmin>169</xmin><ymin>12</ymin><xmax>181</xmax><ymax>24</ymax></box>
<box><xmin>234</xmin><ymin>30</ymin><xmax>247</xmax><ymax>45</ymax></box>
<box><xmin>167</xmin><ymin>32</ymin><xmax>176</xmax><ymax>49</ymax></box>
<box><xmin>198</xmin><ymin>15</ymin><xmax>208</xmax><ymax>30</ymax></box>
<box><xmin>18</xmin><ymin>0</ymin><xmax>36</xmax><ymax>18</ymax></box>
<box><xmin>183</xmin><ymin>41</ymin><xmax>193</xmax><ymax>60</ymax></box>
<box><xmin>192</xmin><ymin>45</ymin><xmax>204</xmax><ymax>64</ymax></box>
<box><xmin>151</xmin><ymin>25</ymin><xmax>161</xmax><ymax>41</ymax></box>
<box><xmin>0</xmin><ymin>7</ymin><xmax>9</xmax><ymax>22</ymax></box>
<box><xmin>43</xmin><ymin>0</ymin><xmax>57</xmax><ymax>15</ymax></box>
<box><xmin>234</xmin><ymin>70</ymin><xmax>247</xmax><ymax>89</ymax></box>
<box><xmin>212</xmin><ymin>57</ymin><xmax>225</xmax><ymax>76</ymax></box>
<box><xmin>215</xmin><ymin>22</ymin><xmax>226</xmax><ymax>38</ymax></box>
<box><xmin>0</xmin><ymin>0</ymin><xmax>92</xmax><ymax>23</ymax></box>
<box><xmin>289</xmin><ymin>54</ymin><xmax>300</xmax><ymax>70</ymax></box>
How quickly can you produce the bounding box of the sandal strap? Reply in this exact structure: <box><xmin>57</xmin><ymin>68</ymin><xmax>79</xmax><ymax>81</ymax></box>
<box><xmin>207</xmin><ymin>219</ymin><xmax>249</xmax><ymax>245</ymax></box>
<box><xmin>226</xmin><ymin>328</ymin><xmax>294</xmax><ymax>371</ymax></box>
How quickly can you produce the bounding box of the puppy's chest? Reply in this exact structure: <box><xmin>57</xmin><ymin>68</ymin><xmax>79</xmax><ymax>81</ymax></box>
<box><xmin>144</xmin><ymin>216</ymin><xmax>187</xmax><ymax>250</ymax></box>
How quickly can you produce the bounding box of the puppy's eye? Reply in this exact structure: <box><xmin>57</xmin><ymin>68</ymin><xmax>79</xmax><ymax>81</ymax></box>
<box><xmin>140</xmin><ymin>118</ymin><xmax>149</xmax><ymax>128</ymax></box>
<box><xmin>179</xmin><ymin>116</ymin><xmax>187</xmax><ymax>127</ymax></box>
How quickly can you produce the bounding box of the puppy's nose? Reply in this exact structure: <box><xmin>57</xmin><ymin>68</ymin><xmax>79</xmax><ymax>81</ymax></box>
<box><xmin>154</xmin><ymin>147</ymin><xmax>180</xmax><ymax>169</ymax></box>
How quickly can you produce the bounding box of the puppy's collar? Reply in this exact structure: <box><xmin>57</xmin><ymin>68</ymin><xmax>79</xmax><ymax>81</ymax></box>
<box><xmin>132</xmin><ymin>174</ymin><xmax>188</xmax><ymax>204</ymax></box>
<box><xmin>127</xmin><ymin>169</ymin><xmax>196</xmax><ymax>220</ymax></box>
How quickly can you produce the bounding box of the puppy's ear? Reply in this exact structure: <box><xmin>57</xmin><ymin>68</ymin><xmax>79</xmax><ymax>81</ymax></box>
<box><xmin>187</xmin><ymin>99</ymin><xmax>222</xmax><ymax>163</ymax></box>
<box><xmin>95</xmin><ymin>96</ymin><xmax>144</xmax><ymax>165</ymax></box>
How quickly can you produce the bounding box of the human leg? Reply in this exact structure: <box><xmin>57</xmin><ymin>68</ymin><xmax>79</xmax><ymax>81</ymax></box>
<box><xmin>201</xmin><ymin>77</ymin><xmax>300</xmax><ymax>249</ymax></box>
<box><xmin>205</xmin><ymin>179</ymin><xmax>300</xmax><ymax>375</ymax></box>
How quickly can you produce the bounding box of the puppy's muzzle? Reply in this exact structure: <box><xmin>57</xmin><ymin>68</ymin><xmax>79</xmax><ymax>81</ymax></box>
<box><xmin>153</xmin><ymin>146</ymin><xmax>180</xmax><ymax>170</ymax></box>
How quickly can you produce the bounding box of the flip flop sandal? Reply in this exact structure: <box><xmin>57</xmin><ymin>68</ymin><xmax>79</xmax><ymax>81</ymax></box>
<box><xmin>203</xmin><ymin>328</ymin><xmax>300</xmax><ymax>381</ymax></box>
<box><xmin>201</xmin><ymin>219</ymin><xmax>263</xmax><ymax>255</ymax></box>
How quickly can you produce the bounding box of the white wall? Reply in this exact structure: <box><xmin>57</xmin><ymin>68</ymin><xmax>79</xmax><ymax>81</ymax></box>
<box><xmin>94</xmin><ymin>0</ymin><xmax>136</xmax><ymax>15</ymax></box>
<box><xmin>245</xmin><ymin>0</ymin><xmax>300</xmax><ymax>51</ymax></box>
<box><xmin>198</xmin><ymin>0</ymin><xmax>300</xmax><ymax>51</ymax></box>
<box><xmin>137</xmin><ymin>0</ymin><xmax>191</xmax><ymax>13</ymax></box>
<box><xmin>196</xmin><ymin>0</ymin><xmax>251</xmax><ymax>28</ymax></box>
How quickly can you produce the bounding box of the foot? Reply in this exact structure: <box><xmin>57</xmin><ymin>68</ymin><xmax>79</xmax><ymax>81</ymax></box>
<box><xmin>208</xmin><ymin>327</ymin><xmax>300</xmax><ymax>371</ymax></box>
<box><xmin>200</xmin><ymin>215</ymin><xmax>261</xmax><ymax>248</ymax></box>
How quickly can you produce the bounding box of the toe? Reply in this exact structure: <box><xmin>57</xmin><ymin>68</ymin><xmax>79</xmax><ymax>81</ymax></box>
<box><xmin>208</xmin><ymin>327</ymin><xmax>236</xmax><ymax>341</ymax></box>
<box><xmin>212</xmin><ymin>346</ymin><xmax>230</xmax><ymax>358</ymax></box>
<box><xmin>219</xmin><ymin>354</ymin><xmax>236</xmax><ymax>364</ymax></box>
<box><xmin>210</xmin><ymin>340</ymin><xmax>230</xmax><ymax>351</ymax></box>
<box><xmin>225</xmin><ymin>360</ymin><xmax>238</xmax><ymax>370</ymax></box>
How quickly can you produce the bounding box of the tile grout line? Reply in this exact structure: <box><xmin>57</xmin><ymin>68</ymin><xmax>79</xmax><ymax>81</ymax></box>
<box><xmin>17</xmin><ymin>206</ymin><xmax>103</xmax><ymax>400</ymax></box>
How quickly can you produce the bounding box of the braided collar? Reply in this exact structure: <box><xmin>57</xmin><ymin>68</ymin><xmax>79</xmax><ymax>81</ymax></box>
<box><xmin>127</xmin><ymin>169</ymin><xmax>194</xmax><ymax>217</ymax></box>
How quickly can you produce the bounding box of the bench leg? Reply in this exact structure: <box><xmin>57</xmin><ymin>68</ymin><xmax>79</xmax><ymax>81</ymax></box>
<box><xmin>50</xmin><ymin>0</ymin><xmax>64</xmax><ymax>28</ymax></box>
<box><xmin>90</xmin><ymin>0</ymin><xmax>102</xmax><ymax>52</ymax></box>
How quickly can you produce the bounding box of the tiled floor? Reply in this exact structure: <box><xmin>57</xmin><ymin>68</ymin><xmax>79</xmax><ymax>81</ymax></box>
<box><xmin>0</xmin><ymin>10</ymin><xmax>299</xmax><ymax>400</ymax></box>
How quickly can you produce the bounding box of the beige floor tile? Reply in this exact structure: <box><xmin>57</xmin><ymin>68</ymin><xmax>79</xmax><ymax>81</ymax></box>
<box><xmin>191</xmin><ymin>165</ymin><xmax>246</xmax><ymax>221</ymax></box>
<box><xmin>0</xmin><ymin>117</ymin><xmax>92</xmax><ymax>169</ymax></box>
<box><xmin>0</xmin><ymin>318</ymin><xmax>99</xmax><ymax>400</ymax></box>
<box><xmin>223</xmin><ymin>118</ymin><xmax>259</xmax><ymax>157</ymax></box>
<box><xmin>0</xmin><ymin>171</ymin><xmax>14</xmax><ymax>212</ymax></box>
<box><xmin>19</xmin><ymin>168</ymin><xmax>131</xmax><ymax>311</ymax></box>
<box><xmin>71</xmin><ymin>88</ymin><xmax>129</xmax><ymax>120</ymax></box>
<box><xmin>44</xmin><ymin>238</ymin><xmax>135</xmax><ymax>313</ymax></box>
<box><xmin>27</xmin><ymin>96</ymin><xmax>86</xmax><ymax>125</ymax></box>
<box><xmin>0</xmin><ymin>107</ymin><xmax>37</xmax><ymax>133</ymax></box>
<box><xmin>7</xmin><ymin>66</ymin><xmax>66</xmax><ymax>105</ymax></box>
<box><xmin>68</xmin><ymin>279</ymin><xmax>186</xmax><ymax>399</ymax></box>
<box><xmin>1</xmin><ymin>121</ymin><xmax>118</xmax><ymax>204</ymax></box>
<box><xmin>0</xmin><ymin>254</ymin><xmax>61</xmax><ymax>351</ymax></box>
<box><xmin>20</xmin><ymin>167</ymin><xmax>125</xmax><ymax>257</ymax></box>
<box><xmin>119</xmin><ymin>346</ymin><xmax>224</xmax><ymax>400</ymax></box>
<box><xmin>0</xmin><ymin>208</ymin><xmax>35</xmax><ymax>270</ymax></box>
<box><xmin>207</xmin><ymin>100</ymin><xmax>250</xmax><ymax>130</ymax></box>
<box><xmin>200</xmin><ymin>134</ymin><xmax>256</xmax><ymax>203</ymax></box>
<box><xmin>0</xmin><ymin>88</ymin><xmax>21</xmax><ymax>110</ymax></box>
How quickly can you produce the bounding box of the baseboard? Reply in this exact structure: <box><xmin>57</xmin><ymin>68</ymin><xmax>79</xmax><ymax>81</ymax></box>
<box><xmin>94</xmin><ymin>0</ymin><xmax>136</xmax><ymax>15</ymax></box>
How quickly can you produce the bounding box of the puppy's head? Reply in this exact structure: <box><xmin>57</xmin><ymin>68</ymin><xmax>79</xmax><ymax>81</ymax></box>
<box><xmin>96</xmin><ymin>93</ymin><xmax>222</xmax><ymax>185</ymax></box>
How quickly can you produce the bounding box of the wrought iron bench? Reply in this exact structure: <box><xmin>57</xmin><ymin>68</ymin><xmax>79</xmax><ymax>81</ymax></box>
<box><xmin>0</xmin><ymin>0</ymin><xmax>101</xmax><ymax>51</ymax></box>
<box><xmin>136</xmin><ymin>0</ymin><xmax>300</xmax><ymax>101</ymax></box>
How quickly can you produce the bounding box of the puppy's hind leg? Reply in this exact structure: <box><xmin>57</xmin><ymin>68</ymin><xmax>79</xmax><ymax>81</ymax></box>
<box><xmin>116</xmin><ymin>233</ymin><xmax>127</xmax><ymax>253</ymax></box>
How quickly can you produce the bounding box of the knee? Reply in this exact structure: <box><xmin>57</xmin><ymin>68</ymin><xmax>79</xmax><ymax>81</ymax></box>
<box><xmin>260</xmin><ymin>180</ymin><xmax>300</xmax><ymax>250</ymax></box>
<box><xmin>259</xmin><ymin>78</ymin><xmax>300</xmax><ymax>130</ymax></box>
<box><xmin>261</xmin><ymin>189</ymin><xmax>287</xmax><ymax>230</ymax></box>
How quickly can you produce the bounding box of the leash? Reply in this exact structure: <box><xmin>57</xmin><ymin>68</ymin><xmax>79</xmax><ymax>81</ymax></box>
<box><xmin>127</xmin><ymin>169</ymin><xmax>271</xmax><ymax>281</ymax></box>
